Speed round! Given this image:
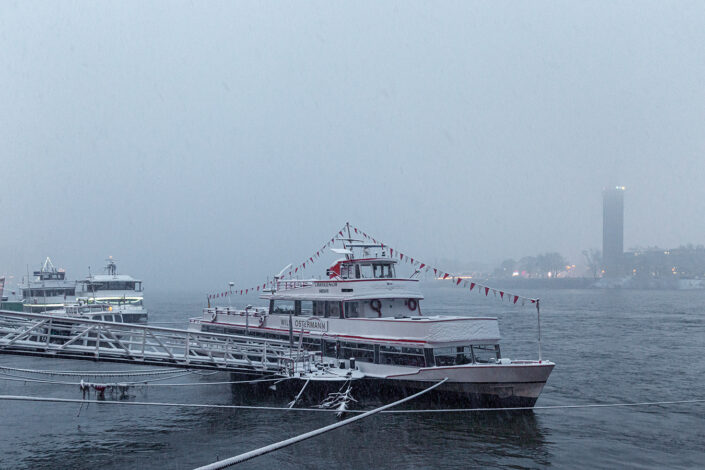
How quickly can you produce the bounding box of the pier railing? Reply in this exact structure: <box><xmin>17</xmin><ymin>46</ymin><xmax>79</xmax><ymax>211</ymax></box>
<box><xmin>0</xmin><ymin>310</ymin><xmax>315</xmax><ymax>374</ymax></box>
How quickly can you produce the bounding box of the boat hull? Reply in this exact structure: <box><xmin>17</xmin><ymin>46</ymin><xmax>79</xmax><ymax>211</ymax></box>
<box><xmin>229</xmin><ymin>362</ymin><xmax>554</xmax><ymax>409</ymax></box>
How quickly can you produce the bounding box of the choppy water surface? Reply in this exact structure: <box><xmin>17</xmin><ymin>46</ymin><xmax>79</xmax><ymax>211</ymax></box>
<box><xmin>1</xmin><ymin>288</ymin><xmax>704</xmax><ymax>469</ymax></box>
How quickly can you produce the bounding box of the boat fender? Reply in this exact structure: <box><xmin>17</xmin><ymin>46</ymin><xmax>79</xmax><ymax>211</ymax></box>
<box><xmin>407</xmin><ymin>299</ymin><xmax>417</xmax><ymax>311</ymax></box>
<box><xmin>370</xmin><ymin>299</ymin><xmax>382</xmax><ymax>317</ymax></box>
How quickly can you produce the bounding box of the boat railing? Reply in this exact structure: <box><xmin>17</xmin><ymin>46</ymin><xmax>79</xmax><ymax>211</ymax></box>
<box><xmin>276</xmin><ymin>280</ymin><xmax>315</xmax><ymax>291</ymax></box>
<box><xmin>203</xmin><ymin>307</ymin><xmax>268</xmax><ymax>317</ymax></box>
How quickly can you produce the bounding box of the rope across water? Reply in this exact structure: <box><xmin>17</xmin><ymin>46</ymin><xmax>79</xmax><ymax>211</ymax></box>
<box><xmin>0</xmin><ymin>394</ymin><xmax>703</xmax><ymax>414</ymax></box>
<box><xmin>0</xmin><ymin>365</ymin><xmax>183</xmax><ymax>377</ymax></box>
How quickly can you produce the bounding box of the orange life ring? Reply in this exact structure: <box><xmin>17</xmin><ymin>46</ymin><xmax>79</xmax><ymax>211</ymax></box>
<box><xmin>407</xmin><ymin>299</ymin><xmax>418</xmax><ymax>311</ymax></box>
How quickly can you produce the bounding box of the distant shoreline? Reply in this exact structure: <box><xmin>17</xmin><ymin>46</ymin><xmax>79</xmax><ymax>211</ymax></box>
<box><xmin>430</xmin><ymin>277</ymin><xmax>705</xmax><ymax>290</ymax></box>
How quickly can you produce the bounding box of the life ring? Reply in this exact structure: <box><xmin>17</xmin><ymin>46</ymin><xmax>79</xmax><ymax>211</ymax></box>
<box><xmin>407</xmin><ymin>299</ymin><xmax>418</xmax><ymax>311</ymax></box>
<box><xmin>259</xmin><ymin>315</ymin><xmax>266</xmax><ymax>327</ymax></box>
<box><xmin>370</xmin><ymin>299</ymin><xmax>382</xmax><ymax>316</ymax></box>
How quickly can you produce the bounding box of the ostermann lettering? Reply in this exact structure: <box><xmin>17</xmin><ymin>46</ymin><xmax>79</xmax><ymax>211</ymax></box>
<box><xmin>280</xmin><ymin>317</ymin><xmax>329</xmax><ymax>331</ymax></box>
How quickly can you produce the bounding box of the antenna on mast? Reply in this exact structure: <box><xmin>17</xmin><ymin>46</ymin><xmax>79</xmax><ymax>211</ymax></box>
<box><xmin>344</xmin><ymin>222</ymin><xmax>353</xmax><ymax>260</ymax></box>
<box><xmin>276</xmin><ymin>264</ymin><xmax>292</xmax><ymax>279</ymax></box>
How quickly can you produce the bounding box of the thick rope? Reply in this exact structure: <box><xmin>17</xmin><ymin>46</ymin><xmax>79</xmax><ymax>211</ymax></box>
<box><xmin>0</xmin><ymin>394</ymin><xmax>702</xmax><ymax>414</ymax></box>
<box><xmin>192</xmin><ymin>378</ymin><xmax>449</xmax><ymax>470</ymax></box>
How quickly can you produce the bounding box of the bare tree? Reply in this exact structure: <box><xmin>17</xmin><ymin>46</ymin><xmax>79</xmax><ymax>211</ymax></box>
<box><xmin>582</xmin><ymin>249</ymin><xmax>602</xmax><ymax>279</ymax></box>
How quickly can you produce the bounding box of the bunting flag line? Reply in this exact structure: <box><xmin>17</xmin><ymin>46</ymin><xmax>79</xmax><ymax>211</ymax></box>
<box><xmin>348</xmin><ymin>223</ymin><xmax>538</xmax><ymax>306</ymax></box>
<box><xmin>207</xmin><ymin>223</ymin><xmax>539</xmax><ymax>308</ymax></box>
<box><xmin>208</xmin><ymin>224</ymin><xmax>348</xmax><ymax>301</ymax></box>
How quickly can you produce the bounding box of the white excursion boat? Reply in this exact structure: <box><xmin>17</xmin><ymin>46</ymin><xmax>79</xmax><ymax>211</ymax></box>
<box><xmin>191</xmin><ymin>229</ymin><xmax>554</xmax><ymax>408</ymax></box>
<box><xmin>77</xmin><ymin>258</ymin><xmax>148</xmax><ymax>323</ymax></box>
<box><xmin>20</xmin><ymin>258</ymin><xmax>77</xmax><ymax>313</ymax></box>
<box><xmin>60</xmin><ymin>301</ymin><xmax>125</xmax><ymax>323</ymax></box>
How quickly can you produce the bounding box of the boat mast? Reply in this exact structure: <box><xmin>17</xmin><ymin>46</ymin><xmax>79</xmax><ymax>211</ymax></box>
<box><xmin>536</xmin><ymin>299</ymin><xmax>542</xmax><ymax>362</ymax></box>
<box><xmin>344</xmin><ymin>222</ymin><xmax>353</xmax><ymax>260</ymax></box>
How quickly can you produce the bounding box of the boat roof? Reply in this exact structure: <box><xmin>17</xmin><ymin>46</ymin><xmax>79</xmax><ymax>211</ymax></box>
<box><xmin>336</xmin><ymin>257</ymin><xmax>397</xmax><ymax>264</ymax></box>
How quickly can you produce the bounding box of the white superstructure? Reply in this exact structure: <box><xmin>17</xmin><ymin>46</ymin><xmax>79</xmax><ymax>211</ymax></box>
<box><xmin>20</xmin><ymin>258</ymin><xmax>77</xmax><ymax>312</ymax></box>
<box><xmin>77</xmin><ymin>258</ymin><xmax>148</xmax><ymax>323</ymax></box>
<box><xmin>190</xmin><ymin>226</ymin><xmax>554</xmax><ymax>407</ymax></box>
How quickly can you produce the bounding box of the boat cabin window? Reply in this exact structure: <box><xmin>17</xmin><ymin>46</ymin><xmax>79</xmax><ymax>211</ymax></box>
<box><xmin>295</xmin><ymin>300</ymin><xmax>313</xmax><ymax>316</ymax></box>
<box><xmin>472</xmin><ymin>344</ymin><xmax>501</xmax><ymax>363</ymax></box>
<box><xmin>271</xmin><ymin>300</ymin><xmax>295</xmax><ymax>314</ymax></box>
<box><xmin>434</xmin><ymin>344</ymin><xmax>501</xmax><ymax>365</ymax></box>
<box><xmin>344</xmin><ymin>298</ymin><xmax>418</xmax><ymax>318</ymax></box>
<box><xmin>379</xmin><ymin>345</ymin><xmax>426</xmax><ymax>367</ymax></box>
<box><xmin>340</xmin><ymin>342</ymin><xmax>375</xmax><ymax>363</ymax></box>
<box><xmin>434</xmin><ymin>346</ymin><xmax>474</xmax><ymax>366</ymax></box>
<box><xmin>344</xmin><ymin>301</ymin><xmax>361</xmax><ymax>318</ymax></box>
<box><xmin>312</xmin><ymin>301</ymin><xmax>342</xmax><ymax>318</ymax></box>
<box><xmin>23</xmin><ymin>288</ymin><xmax>75</xmax><ymax>298</ymax></box>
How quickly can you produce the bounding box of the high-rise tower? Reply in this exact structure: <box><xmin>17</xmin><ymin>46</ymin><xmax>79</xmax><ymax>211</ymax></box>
<box><xmin>602</xmin><ymin>186</ymin><xmax>625</xmax><ymax>277</ymax></box>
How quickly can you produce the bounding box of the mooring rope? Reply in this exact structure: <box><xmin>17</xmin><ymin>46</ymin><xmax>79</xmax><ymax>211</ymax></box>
<box><xmin>192</xmin><ymin>378</ymin><xmax>450</xmax><ymax>470</ymax></box>
<box><xmin>0</xmin><ymin>394</ymin><xmax>703</xmax><ymax>414</ymax></box>
<box><xmin>0</xmin><ymin>365</ymin><xmax>182</xmax><ymax>377</ymax></box>
<box><xmin>0</xmin><ymin>372</ymin><xmax>289</xmax><ymax>387</ymax></box>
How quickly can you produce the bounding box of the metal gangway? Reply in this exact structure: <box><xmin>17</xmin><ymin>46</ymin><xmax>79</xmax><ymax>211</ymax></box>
<box><xmin>0</xmin><ymin>310</ymin><xmax>316</xmax><ymax>376</ymax></box>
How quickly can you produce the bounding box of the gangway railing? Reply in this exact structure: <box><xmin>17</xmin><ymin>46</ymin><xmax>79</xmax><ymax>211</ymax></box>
<box><xmin>0</xmin><ymin>310</ymin><xmax>314</xmax><ymax>374</ymax></box>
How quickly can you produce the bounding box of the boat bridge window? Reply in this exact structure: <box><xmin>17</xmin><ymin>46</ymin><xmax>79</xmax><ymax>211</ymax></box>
<box><xmin>341</xmin><ymin>262</ymin><xmax>394</xmax><ymax>279</ymax></box>
<box><xmin>94</xmin><ymin>281</ymin><xmax>137</xmax><ymax>291</ymax></box>
<box><xmin>379</xmin><ymin>345</ymin><xmax>426</xmax><ymax>367</ymax></box>
<box><xmin>373</xmin><ymin>264</ymin><xmax>394</xmax><ymax>279</ymax></box>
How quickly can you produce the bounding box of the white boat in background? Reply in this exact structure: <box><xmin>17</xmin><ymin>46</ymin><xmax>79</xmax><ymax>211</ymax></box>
<box><xmin>20</xmin><ymin>258</ymin><xmax>77</xmax><ymax>313</ymax></box>
<box><xmin>77</xmin><ymin>258</ymin><xmax>148</xmax><ymax>323</ymax></box>
<box><xmin>190</xmin><ymin>225</ymin><xmax>554</xmax><ymax>408</ymax></box>
<box><xmin>57</xmin><ymin>301</ymin><xmax>125</xmax><ymax>322</ymax></box>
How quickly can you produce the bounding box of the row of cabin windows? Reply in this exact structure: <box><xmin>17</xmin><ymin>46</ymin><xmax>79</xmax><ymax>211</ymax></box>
<box><xmin>269</xmin><ymin>299</ymin><xmax>419</xmax><ymax>318</ymax></box>
<box><xmin>23</xmin><ymin>288</ymin><xmax>76</xmax><ymax>298</ymax></box>
<box><xmin>200</xmin><ymin>323</ymin><xmax>500</xmax><ymax>367</ymax></box>
<box><xmin>83</xmin><ymin>281</ymin><xmax>142</xmax><ymax>291</ymax></box>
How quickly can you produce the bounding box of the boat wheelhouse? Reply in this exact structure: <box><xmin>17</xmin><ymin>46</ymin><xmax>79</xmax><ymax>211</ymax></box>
<box><xmin>21</xmin><ymin>258</ymin><xmax>77</xmax><ymax>313</ymax></box>
<box><xmin>191</xmin><ymin>230</ymin><xmax>554</xmax><ymax>408</ymax></box>
<box><xmin>77</xmin><ymin>258</ymin><xmax>147</xmax><ymax>323</ymax></box>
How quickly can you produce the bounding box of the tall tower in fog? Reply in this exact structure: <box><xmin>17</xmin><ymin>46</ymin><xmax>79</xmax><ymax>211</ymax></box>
<box><xmin>602</xmin><ymin>186</ymin><xmax>625</xmax><ymax>277</ymax></box>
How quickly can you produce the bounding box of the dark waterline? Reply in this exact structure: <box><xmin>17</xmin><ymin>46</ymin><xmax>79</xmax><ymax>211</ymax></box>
<box><xmin>1</xmin><ymin>288</ymin><xmax>704</xmax><ymax>469</ymax></box>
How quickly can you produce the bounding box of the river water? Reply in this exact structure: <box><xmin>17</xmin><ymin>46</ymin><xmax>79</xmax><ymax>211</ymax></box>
<box><xmin>1</xmin><ymin>288</ymin><xmax>704</xmax><ymax>469</ymax></box>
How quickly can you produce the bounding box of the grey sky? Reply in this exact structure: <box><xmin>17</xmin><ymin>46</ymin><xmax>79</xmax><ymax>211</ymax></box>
<box><xmin>1</xmin><ymin>1</ymin><xmax>704</xmax><ymax>292</ymax></box>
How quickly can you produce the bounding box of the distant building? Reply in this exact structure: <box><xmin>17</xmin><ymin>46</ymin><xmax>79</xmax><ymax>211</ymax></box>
<box><xmin>602</xmin><ymin>186</ymin><xmax>625</xmax><ymax>277</ymax></box>
<box><xmin>624</xmin><ymin>246</ymin><xmax>705</xmax><ymax>280</ymax></box>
